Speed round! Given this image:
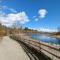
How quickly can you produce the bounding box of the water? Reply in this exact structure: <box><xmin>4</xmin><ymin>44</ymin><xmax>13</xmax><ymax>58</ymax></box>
<box><xmin>31</xmin><ymin>34</ymin><xmax>60</xmax><ymax>45</ymax></box>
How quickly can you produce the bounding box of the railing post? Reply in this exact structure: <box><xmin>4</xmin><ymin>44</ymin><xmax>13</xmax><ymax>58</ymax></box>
<box><xmin>38</xmin><ymin>42</ymin><xmax>42</xmax><ymax>52</ymax></box>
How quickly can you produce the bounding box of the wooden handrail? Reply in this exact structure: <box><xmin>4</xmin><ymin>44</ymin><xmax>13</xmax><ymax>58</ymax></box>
<box><xmin>25</xmin><ymin>40</ymin><xmax>60</xmax><ymax>59</ymax></box>
<box><xmin>30</xmin><ymin>40</ymin><xmax>60</xmax><ymax>51</ymax></box>
<box><xmin>21</xmin><ymin>38</ymin><xmax>60</xmax><ymax>59</ymax></box>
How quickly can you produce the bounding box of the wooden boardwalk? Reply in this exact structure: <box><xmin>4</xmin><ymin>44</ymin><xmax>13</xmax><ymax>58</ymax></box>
<box><xmin>10</xmin><ymin>34</ymin><xmax>60</xmax><ymax>60</ymax></box>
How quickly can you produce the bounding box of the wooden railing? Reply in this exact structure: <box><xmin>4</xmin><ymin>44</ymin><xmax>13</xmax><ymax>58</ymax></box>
<box><xmin>10</xmin><ymin>34</ymin><xmax>60</xmax><ymax>60</ymax></box>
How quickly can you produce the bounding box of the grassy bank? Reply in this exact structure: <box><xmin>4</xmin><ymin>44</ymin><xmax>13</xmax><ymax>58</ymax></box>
<box><xmin>52</xmin><ymin>35</ymin><xmax>60</xmax><ymax>39</ymax></box>
<box><xmin>0</xmin><ymin>29</ymin><xmax>7</xmax><ymax>37</ymax></box>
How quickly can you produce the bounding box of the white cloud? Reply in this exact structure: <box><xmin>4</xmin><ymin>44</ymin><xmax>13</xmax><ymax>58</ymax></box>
<box><xmin>38</xmin><ymin>28</ymin><xmax>58</xmax><ymax>32</ymax></box>
<box><xmin>38</xmin><ymin>9</ymin><xmax>48</xmax><ymax>18</ymax></box>
<box><xmin>33</xmin><ymin>9</ymin><xmax>48</xmax><ymax>21</ymax></box>
<box><xmin>0</xmin><ymin>5</ymin><xmax>17</xmax><ymax>13</ymax></box>
<box><xmin>0</xmin><ymin>11</ymin><xmax>29</xmax><ymax>27</ymax></box>
<box><xmin>33</xmin><ymin>16</ymin><xmax>39</xmax><ymax>21</ymax></box>
<box><xmin>35</xmin><ymin>18</ymin><xmax>39</xmax><ymax>21</ymax></box>
<box><xmin>9</xmin><ymin>8</ymin><xmax>17</xmax><ymax>13</ymax></box>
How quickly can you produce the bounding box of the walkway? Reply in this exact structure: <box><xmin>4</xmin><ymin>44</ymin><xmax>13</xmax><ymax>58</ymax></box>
<box><xmin>0</xmin><ymin>36</ymin><xmax>30</xmax><ymax>60</ymax></box>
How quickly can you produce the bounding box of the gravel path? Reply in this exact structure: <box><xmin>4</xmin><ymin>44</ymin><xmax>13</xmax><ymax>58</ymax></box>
<box><xmin>0</xmin><ymin>36</ymin><xmax>30</xmax><ymax>60</ymax></box>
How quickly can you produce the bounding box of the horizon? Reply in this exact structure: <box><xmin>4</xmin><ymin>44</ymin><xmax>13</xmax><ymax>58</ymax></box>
<box><xmin>0</xmin><ymin>0</ymin><xmax>60</xmax><ymax>32</ymax></box>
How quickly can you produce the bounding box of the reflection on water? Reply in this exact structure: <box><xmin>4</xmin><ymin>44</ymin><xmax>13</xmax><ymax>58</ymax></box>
<box><xmin>31</xmin><ymin>34</ymin><xmax>60</xmax><ymax>45</ymax></box>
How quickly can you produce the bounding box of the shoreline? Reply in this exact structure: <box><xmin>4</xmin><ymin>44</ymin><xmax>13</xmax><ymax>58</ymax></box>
<box><xmin>14</xmin><ymin>33</ymin><xmax>60</xmax><ymax>49</ymax></box>
<box><xmin>51</xmin><ymin>35</ymin><xmax>60</xmax><ymax>39</ymax></box>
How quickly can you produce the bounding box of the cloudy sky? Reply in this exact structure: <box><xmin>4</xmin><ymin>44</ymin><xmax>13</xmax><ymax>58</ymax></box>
<box><xmin>0</xmin><ymin>0</ymin><xmax>60</xmax><ymax>32</ymax></box>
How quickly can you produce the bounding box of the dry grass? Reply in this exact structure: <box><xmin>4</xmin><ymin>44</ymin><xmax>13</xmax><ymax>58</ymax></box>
<box><xmin>53</xmin><ymin>35</ymin><xmax>60</xmax><ymax>39</ymax></box>
<box><xmin>0</xmin><ymin>29</ymin><xmax>6</xmax><ymax>37</ymax></box>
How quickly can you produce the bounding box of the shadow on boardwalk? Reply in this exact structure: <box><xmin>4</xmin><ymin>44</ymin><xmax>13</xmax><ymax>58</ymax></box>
<box><xmin>16</xmin><ymin>39</ymin><xmax>52</xmax><ymax>60</ymax></box>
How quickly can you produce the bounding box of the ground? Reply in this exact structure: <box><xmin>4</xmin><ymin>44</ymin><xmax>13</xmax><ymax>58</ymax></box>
<box><xmin>0</xmin><ymin>36</ymin><xmax>30</xmax><ymax>60</ymax></box>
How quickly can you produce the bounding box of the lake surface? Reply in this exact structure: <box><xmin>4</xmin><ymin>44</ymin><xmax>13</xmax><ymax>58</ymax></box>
<box><xmin>30</xmin><ymin>34</ymin><xmax>60</xmax><ymax>45</ymax></box>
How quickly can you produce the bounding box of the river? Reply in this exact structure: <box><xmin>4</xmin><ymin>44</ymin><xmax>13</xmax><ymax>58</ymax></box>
<box><xmin>28</xmin><ymin>34</ymin><xmax>60</xmax><ymax>45</ymax></box>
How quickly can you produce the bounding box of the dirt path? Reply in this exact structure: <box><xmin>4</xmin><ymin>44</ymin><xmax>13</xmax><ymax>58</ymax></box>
<box><xmin>0</xmin><ymin>36</ymin><xmax>30</xmax><ymax>60</ymax></box>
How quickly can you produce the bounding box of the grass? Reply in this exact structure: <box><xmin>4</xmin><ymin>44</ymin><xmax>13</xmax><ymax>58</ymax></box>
<box><xmin>0</xmin><ymin>29</ymin><xmax>6</xmax><ymax>37</ymax></box>
<box><xmin>53</xmin><ymin>35</ymin><xmax>60</xmax><ymax>39</ymax></box>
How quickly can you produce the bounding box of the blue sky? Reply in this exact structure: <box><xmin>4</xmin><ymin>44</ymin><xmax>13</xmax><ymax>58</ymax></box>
<box><xmin>0</xmin><ymin>0</ymin><xmax>60</xmax><ymax>32</ymax></box>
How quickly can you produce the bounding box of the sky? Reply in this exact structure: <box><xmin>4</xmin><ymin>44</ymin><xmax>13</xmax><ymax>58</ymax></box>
<box><xmin>0</xmin><ymin>0</ymin><xmax>60</xmax><ymax>32</ymax></box>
